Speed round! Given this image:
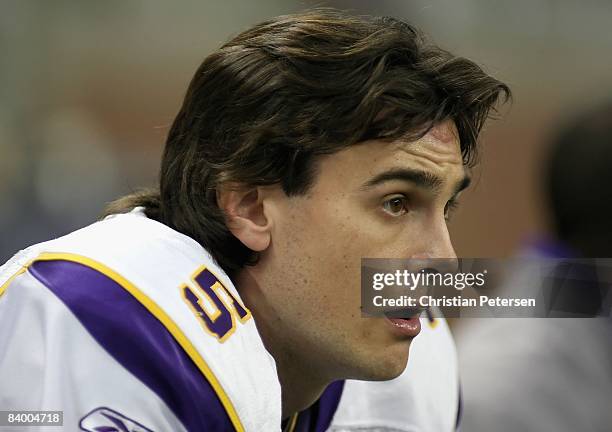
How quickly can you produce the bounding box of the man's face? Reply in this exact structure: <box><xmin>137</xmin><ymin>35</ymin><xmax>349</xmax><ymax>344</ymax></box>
<box><xmin>256</xmin><ymin>120</ymin><xmax>468</xmax><ymax>381</ymax></box>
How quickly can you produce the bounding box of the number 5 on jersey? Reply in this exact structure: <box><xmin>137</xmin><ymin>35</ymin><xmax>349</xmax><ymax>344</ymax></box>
<box><xmin>181</xmin><ymin>266</ymin><xmax>251</xmax><ymax>342</ymax></box>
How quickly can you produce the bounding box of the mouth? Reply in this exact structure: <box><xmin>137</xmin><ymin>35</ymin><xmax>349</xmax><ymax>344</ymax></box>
<box><xmin>383</xmin><ymin>307</ymin><xmax>423</xmax><ymax>338</ymax></box>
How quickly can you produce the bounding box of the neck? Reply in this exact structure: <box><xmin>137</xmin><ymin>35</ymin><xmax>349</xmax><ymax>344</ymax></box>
<box><xmin>234</xmin><ymin>268</ymin><xmax>328</xmax><ymax>419</ymax></box>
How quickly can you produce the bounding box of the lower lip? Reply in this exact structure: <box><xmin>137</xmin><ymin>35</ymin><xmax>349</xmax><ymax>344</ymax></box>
<box><xmin>386</xmin><ymin>316</ymin><xmax>421</xmax><ymax>338</ymax></box>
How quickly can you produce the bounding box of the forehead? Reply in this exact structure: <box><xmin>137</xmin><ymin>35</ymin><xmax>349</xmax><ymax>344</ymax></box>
<box><xmin>391</xmin><ymin>121</ymin><xmax>462</xmax><ymax>170</ymax></box>
<box><xmin>429</xmin><ymin>120</ymin><xmax>458</xmax><ymax>144</ymax></box>
<box><xmin>313</xmin><ymin>120</ymin><xmax>464</xmax><ymax>187</ymax></box>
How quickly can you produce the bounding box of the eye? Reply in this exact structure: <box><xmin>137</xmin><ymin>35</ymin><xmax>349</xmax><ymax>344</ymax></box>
<box><xmin>382</xmin><ymin>196</ymin><xmax>409</xmax><ymax>216</ymax></box>
<box><xmin>444</xmin><ymin>199</ymin><xmax>459</xmax><ymax>221</ymax></box>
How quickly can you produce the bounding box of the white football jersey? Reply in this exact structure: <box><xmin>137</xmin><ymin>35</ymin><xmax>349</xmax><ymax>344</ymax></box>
<box><xmin>0</xmin><ymin>208</ymin><xmax>282</xmax><ymax>431</ymax></box>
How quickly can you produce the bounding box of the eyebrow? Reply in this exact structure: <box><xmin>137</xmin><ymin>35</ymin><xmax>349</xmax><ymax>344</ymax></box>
<box><xmin>453</xmin><ymin>174</ymin><xmax>471</xmax><ymax>196</ymax></box>
<box><xmin>361</xmin><ymin>168</ymin><xmax>471</xmax><ymax>197</ymax></box>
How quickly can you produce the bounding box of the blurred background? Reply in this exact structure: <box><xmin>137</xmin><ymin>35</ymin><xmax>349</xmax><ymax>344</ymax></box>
<box><xmin>2</xmin><ymin>0</ymin><xmax>612</xmax><ymax>261</ymax></box>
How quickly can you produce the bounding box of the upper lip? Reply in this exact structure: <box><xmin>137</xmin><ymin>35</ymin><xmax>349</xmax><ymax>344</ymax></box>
<box><xmin>383</xmin><ymin>306</ymin><xmax>425</xmax><ymax>319</ymax></box>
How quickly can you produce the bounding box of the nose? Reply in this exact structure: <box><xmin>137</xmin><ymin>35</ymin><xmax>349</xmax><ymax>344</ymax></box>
<box><xmin>434</xmin><ymin>219</ymin><xmax>458</xmax><ymax>273</ymax></box>
<box><xmin>435</xmin><ymin>220</ymin><xmax>457</xmax><ymax>261</ymax></box>
<box><xmin>411</xmin><ymin>219</ymin><xmax>458</xmax><ymax>273</ymax></box>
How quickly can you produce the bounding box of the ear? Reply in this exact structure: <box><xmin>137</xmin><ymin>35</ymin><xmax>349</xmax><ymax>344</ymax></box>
<box><xmin>217</xmin><ymin>184</ymin><xmax>272</xmax><ymax>252</ymax></box>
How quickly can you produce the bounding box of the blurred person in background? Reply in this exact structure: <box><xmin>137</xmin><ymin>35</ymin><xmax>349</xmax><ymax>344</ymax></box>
<box><xmin>0</xmin><ymin>8</ymin><xmax>509</xmax><ymax>432</ymax></box>
<box><xmin>456</xmin><ymin>101</ymin><xmax>612</xmax><ymax>432</ymax></box>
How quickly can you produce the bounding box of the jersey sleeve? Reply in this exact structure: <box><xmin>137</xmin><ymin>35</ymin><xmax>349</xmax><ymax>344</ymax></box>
<box><xmin>0</xmin><ymin>259</ymin><xmax>238</xmax><ymax>432</ymax></box>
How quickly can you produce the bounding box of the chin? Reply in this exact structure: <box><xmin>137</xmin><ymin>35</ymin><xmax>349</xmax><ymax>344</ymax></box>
<box><xmin>350</xmin><ymin>343</ymin><xmax>411</xmax><ymax>381</ymax></box>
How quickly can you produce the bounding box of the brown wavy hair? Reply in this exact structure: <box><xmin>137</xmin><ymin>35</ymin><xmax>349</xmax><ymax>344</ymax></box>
<box><xmin>106</xmin><ymin>8</ymin><xmax>511</xmax><ymax>274</ymax></box>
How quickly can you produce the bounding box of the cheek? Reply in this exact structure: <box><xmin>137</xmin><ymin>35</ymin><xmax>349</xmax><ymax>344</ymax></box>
<box><xmin>302</xmin><ymin>196</ymin><xmax>416</xmax><ymax>259</ymax></box>
<box><xmin>272</xmin><ymin>210</ymin><xmax>365</xmax><ymax>312</ymax></box>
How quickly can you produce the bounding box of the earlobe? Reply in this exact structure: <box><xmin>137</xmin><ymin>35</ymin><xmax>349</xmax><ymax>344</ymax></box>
<box><xmin>217</xmin><ymin>185</ymin><xmax>272</xmax><ymax>252</ymax></box>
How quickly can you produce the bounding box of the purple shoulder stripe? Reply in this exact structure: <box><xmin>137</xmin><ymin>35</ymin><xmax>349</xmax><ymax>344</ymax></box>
<box><xmin>29</xmin><ymin>259</ymin><xmax>237</xmax><ymax>432</ymax></box>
